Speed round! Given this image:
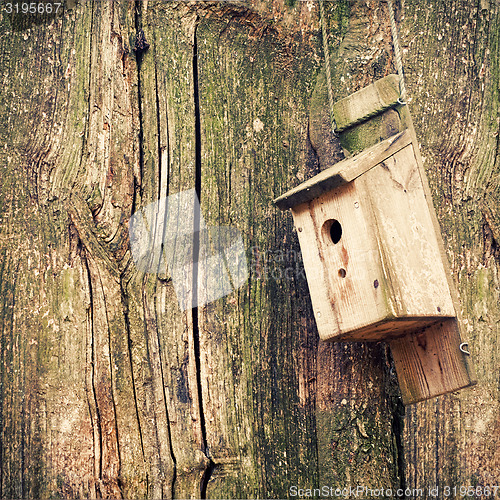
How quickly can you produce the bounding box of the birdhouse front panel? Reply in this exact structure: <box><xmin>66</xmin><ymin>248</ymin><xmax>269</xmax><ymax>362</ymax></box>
<box><xmin>291</xmin><ymin>181</ymin><xmax>390</xmax><ymax>341</ymax></box>
<box><xmin>284</xmin><ymin>131</ymin><xmax>455</xmax><ymax>342</ymax></box>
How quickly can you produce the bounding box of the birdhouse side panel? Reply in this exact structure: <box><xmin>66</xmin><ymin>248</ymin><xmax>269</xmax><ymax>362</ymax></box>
<box><xmin>291</xmin><ymin>181</ymin><xmax>391</xmax><ymax>341</ymax></box>
<box><xmin>361</xmin><ymin>143</ymin><xmax>456</xmax><ymax>319</ymax></box>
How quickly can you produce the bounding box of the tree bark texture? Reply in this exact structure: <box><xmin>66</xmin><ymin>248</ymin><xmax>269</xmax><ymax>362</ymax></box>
<box><xmin>0</xmin><ymin>0</ymin><xmax>498</xmax><ymax>498</ymax></box>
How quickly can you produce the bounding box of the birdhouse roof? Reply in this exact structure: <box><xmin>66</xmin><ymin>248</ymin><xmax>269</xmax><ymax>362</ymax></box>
<box><xmin>273</xmin><ymin>129</ymin><xmax>411</xmax><ymax>211</ymax></box>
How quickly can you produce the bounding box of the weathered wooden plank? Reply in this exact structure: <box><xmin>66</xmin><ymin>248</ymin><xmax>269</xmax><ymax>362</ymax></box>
<box><xmin>274</xmin><ymin>129</ymin><xmax>411</xmax><ymax>210</ymax></box>
<box><xmin>333</xmin><ymin>74</ymin><xmax>401</xmax><ymax>132</ymax></box>
<box><xmin>1</xmin><ymin>0</ymin><xmax>495</xmax><ymax>495</ymax></box>
<box><xmin>135</xmin><ymin>3</ymin><xmax>208</xmax><ymax>498</ymax></box>
<box><xmin>400</xmin><ymin>0</ymin><xmax>498</xmax><ymax>490</ymax></box>
<box><xmin>68</xmin><ymin>3</ymin><xmax>151</xmax><ymax>497</ymax></box>
<box><xmin>307</xmin><ymin>3</ymin><xmax>412</xmax><ymax>490</ymax></box>
<box><xmin>80</xmin><ymin>3</ymin><xmax>164</xmax><ymax>497</ymax></box>
<box><xmin>196</xmin><ymin>11</ymin><xmax>320</xmax><ymax>497</ymax></box>
<box><xmin>0</xmin><ymin>2</ymin><xmax>149</xmax><ymax>497</ymax></box>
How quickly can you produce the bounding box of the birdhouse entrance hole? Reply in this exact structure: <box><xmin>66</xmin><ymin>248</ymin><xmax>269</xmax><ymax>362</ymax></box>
<box><xmin>330</xmin><ymin>220</ymin><xmax>342</xmax><ymax>244</ymax></box>
<box><xmin>322</xmin><ymin>219</ymin><xmax>342</xmax><ymax>244</ymax></box>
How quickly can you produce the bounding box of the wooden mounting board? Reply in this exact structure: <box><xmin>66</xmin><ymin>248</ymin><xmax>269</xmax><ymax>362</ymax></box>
<box><xmin>332</xmin><ymin>74</ymin><xmax>401</xmax><ymax>132</ymax></box>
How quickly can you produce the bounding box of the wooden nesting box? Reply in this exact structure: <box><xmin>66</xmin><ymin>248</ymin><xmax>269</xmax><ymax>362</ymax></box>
<box><xmin>275</xmin><ymin>76</ymin><xmax>476</xmax><ymax>404</ymax></box>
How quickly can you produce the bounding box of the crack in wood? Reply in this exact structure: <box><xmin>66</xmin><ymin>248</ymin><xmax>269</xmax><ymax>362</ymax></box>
<box><xmin>192</xmin><ymin>22</ymin><xmax>215</xmax><ymax>498</ymax></box>
<box><xmin>134</xmin><ymin>0</ymin><xmax>145</xmax><ymax>199</ymax></box>
<box><xmin>82</xmin><ymin>252</ymin><xmax>104</xmax><ymax>491</ymax></box>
